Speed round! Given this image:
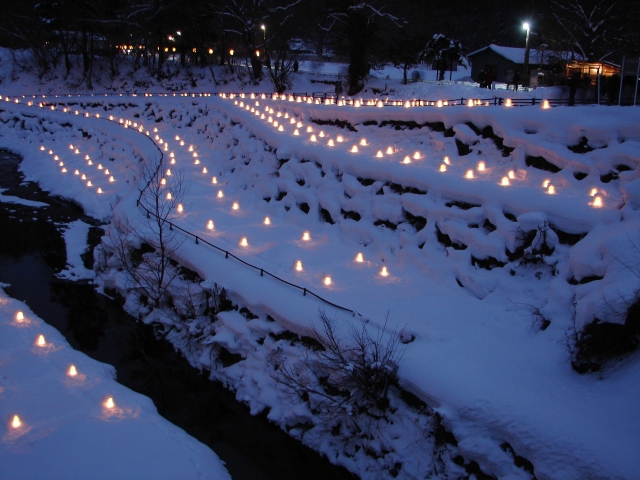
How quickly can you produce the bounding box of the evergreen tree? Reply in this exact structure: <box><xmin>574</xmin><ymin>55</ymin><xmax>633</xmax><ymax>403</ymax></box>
<box><xmin>424</xmin><ymin>34</ymin><xmax>465</xmax><ymax>81</ymax></box>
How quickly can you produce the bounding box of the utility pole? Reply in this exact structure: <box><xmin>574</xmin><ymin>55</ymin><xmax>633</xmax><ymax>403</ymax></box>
<box><xmin>523</xmin><ymin>22</ymin><xmax>531</xmax><ymax>88</ymax></box>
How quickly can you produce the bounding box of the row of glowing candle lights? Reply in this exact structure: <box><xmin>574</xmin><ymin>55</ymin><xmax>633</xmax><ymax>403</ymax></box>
<box><xmin>148</xmin><ymin>134</ymin><xmax>387</xmax><ymax>286</ymax></box>
<box><xmin>40</xmin><ymin>145</ymin><xmax>116</xmax><ymax>192</ymax></box>
<box><xmin>25</xmin><ymin>98</ymin><xmax>603</xmax><ymax>276</ymax></box>
<box><xmin>18</xmin><ymin>102</ymin><xmax>388</xmax><ymax>305</ymax></box>
<box><xmin>232</xmin><ymin>97</ymin><xmax>430</xmax><ymax>163</ymax></box>
<box><xmin>219</xmin><ymin>92</ymin><xmax>551</xmax><ymax>109</ymax></box>
<box><xmin>227</xmin><ymin>97</ymin><xmax>605</xmax><ymax>206</ymax></box>
<box><xmin>9</xmin><ymin>311</ymin><xmax>120</xmax><ymax>432</ymax></box>
<box><xmin>156</xmin><ymin>133</ymin><xmax>388</xmax><ymax>283</ymax></box>
<box><xmin>4</xmin><ymin>93</ymin><xmax>552</xmax><ymax>110</ymax></box>
<box><xmin>208</xmin><ymin>217</ymin><xmax>391</xmax><ymax>285</ymax></box>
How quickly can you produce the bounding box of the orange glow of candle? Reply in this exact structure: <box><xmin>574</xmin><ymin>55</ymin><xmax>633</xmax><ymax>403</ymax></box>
<box><xmin>355</xmin><ymin>253</ymin><xmax>363</xmax><ymax>263</ymax></box>
<box><xmin>12</xmin><ymin>415</ymin><xmax>21</xmax><ymax>428</ymax></box>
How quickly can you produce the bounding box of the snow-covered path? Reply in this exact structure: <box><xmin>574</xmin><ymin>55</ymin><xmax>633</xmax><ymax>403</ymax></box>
<box><xmin>1</xmin><ymin>91</ymin><xmax>640</xmax><ymax>479</ymax></box>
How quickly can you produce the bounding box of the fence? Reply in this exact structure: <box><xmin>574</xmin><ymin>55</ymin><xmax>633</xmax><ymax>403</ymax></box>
<box><xmin>12</xmin><ymin>91</ymin><xmax>639</xmax><ymax>109</ymax></box>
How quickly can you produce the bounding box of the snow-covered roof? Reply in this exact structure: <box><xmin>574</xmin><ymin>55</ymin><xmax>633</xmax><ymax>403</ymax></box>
<box><xmin>467</xmin><ymin>44</ymin><xmax>576</xmax><ymax>65</ymax></box>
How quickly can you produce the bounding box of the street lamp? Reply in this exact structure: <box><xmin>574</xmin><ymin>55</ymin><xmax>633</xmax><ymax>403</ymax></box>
<box><xmin>523</xmin><ymin>22</ymin><xmax>531</xmax><ymax>87</ymax></box>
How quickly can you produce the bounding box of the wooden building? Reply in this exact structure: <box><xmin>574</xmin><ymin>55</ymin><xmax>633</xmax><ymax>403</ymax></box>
<box><xmin>467</xmin><ymin>44</ymin><xmax>550</xmax><ymax>85</ymax></box>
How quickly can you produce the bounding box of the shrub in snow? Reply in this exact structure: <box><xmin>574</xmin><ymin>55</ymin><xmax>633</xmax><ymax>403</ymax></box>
<box><xmin>269</xmin><ymin>311</ymin><xmax>404</xmax><ymax>428</ymax></box>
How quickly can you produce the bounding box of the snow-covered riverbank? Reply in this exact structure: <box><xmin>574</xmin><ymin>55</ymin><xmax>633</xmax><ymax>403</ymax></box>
<box><xmin>0</xmin><ymin>287</ymin><xmax>230</xmax><ymax>480</ymax></box>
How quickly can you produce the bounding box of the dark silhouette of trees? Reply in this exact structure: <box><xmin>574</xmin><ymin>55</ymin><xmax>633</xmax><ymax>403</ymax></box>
<box><xmin>0</xmin><ymin>0</ymin><xmax>637</xmax><ymax>90</ymax></box>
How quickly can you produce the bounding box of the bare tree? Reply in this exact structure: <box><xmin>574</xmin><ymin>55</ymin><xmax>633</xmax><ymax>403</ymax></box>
<box><xmin>550</xmin><ymin>0</ymin><xmax>627</xmax><ymax>61</ymax></box>
<box><xmin>217</xmin><ymin>0</ymin><xmax>303</xmax><ymax>80</ymax></box>
<box><xmin>269</xmin><ymin>310</ymin><xmax>405</xmax><ymax>433</ymax></box>
<box><xmin>265</xmin><ymin>30</ymin><xmax>298</xmax><ymax>92</ymax></box>
<box><xmin>325</xmin><ymin>0</ymin><xmax>401</xmax><ymax>94</ymax></box>
<box><xmin>100</xmin><ymin>159</ymin><xmax>187</xmax><ymax>308</ymax></box>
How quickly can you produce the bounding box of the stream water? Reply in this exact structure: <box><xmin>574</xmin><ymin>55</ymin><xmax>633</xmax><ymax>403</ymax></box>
<box><xmin>0</xmin><ymin>149</ymin><xmax>356</xmax><ymax>480</ymax></box>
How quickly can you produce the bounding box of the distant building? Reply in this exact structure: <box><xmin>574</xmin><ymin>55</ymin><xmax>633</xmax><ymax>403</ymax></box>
<box><xmin>467</xmin><ymin>44</ymin><xmax>619</xmax><ymax>87</ymax></box>
<box><xmin>467</xmin><ymin>44</ymin><xmax>552</xmax><ymax>85</ymax></box>
<box><xmin>565</xmin><ymin>60</ymin><xmax>620</xmax><ymax>85</ymax></box>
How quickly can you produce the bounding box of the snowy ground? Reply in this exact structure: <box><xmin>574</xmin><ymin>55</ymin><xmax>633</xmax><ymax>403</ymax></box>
<box><xmin>0</xmin><ymin>286</ymin><xmax>231</xmax><ymax>480</ymax></box>
<box><xmin>1</xmin><ymin>61</ymin><xmax>639</xmax><ymax>479</ymax></box>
